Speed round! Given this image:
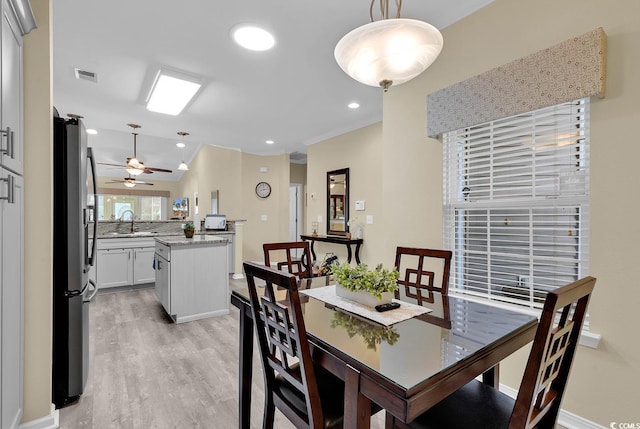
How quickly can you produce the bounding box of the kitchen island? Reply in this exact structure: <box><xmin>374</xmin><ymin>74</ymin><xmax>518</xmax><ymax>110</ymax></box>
<box><xmin>154</xmin><ymin>235</ymin><xmax>229</xmax><ymax>323</ymax></box>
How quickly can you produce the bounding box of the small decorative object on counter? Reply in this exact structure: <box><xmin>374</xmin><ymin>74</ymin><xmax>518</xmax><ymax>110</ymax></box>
<box><xmin>311</xmin><ymin>221</ymin><xmax>319</xmax><ymax>237</ymax></box>
<box><xmin>183</xmin><ymin>221</ymin><xmax>195</xmax><ymax>238</ymax></box>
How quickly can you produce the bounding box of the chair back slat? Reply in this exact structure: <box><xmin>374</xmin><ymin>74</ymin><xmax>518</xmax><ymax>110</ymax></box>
<box><xmin>264</xmin><ymin>242</ymin><xmax>313</xmax><ymax>279</ymax></box>
<box><xmin>394</xmin><ymin>247</ymin><xmax>452</xmax><ymax>304</ymax></box>
<box><xmin>510</xmin><ymin>276</ymin><xmax>596</xmax><ymax>429</ymax></box>
<box><xmin>243</xmin><ymin>261</ymin><xmax>324</xmax><ymax>427</ymax></box>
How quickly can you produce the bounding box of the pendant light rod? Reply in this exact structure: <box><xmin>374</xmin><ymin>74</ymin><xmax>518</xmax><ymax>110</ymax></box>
<box><xmin>370</xmin><ymin>0</ymin><xmax>401</xmax><ymax>21</ymax></box>
<box><xmin>127</xmin><ymin>123</ymin><xmax>141</xmax><ymax>159</ymax></box>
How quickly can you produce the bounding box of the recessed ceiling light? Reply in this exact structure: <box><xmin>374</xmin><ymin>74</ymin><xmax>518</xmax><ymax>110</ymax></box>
<box><xmin>176</xmin><ymin>142</ymin><xmax>185</xmax><ymax>148</ymax></box>
<box><xmin>232</xmin><ymin>25</ymin><xmax>275</xmax><ymax>51</ymax></box>
<box><xmin>146</xmin><ymin>69</ymin><xmax>202</xmax><ymax>116</ymax></box>
<box><xmin>265</xmin><ymin>140</ymin><xmax>275</xmax><ymax>145</ymax></box>
<box><xmin>86</xmin><ymin>128</ymin><xmax>98</xmax><ymax>135</ymax></box>
<box><xmin>348</xmin><ymin>102</ymin><xmax>360</xmax><ymax>109</ymax></box>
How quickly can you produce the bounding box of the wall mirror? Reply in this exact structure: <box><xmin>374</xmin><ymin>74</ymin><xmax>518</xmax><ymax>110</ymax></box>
<box><xmin>327</xmin><ymin>168</ymin><xmax>349</xmax><ymax>236</ymax></box>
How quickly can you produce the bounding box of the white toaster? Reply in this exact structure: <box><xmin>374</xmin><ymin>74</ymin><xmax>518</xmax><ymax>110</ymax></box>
<box><xmin>204</xmin><ymin>214</ymin><xmax>226</xmax><ymax>230</ymax></box>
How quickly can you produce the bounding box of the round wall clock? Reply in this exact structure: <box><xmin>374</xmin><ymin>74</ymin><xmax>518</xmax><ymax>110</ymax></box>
<box><xmin>255</xmin><ymin>181</ymin><xmax>271</xmax><ymax>198</ymax></box>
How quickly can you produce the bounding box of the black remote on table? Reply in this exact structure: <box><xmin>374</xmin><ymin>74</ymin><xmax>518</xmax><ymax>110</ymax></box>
<box><xmin>375</xmin><ymin>302</ymin><xmax>400</xmax><ymax>312</ymax></box>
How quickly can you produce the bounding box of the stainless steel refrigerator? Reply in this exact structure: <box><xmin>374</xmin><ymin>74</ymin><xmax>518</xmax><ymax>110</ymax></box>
<box><xmin>52</xmin><ymin>112</ymin><xmax>98</xmax><ymax>408</ymax></box>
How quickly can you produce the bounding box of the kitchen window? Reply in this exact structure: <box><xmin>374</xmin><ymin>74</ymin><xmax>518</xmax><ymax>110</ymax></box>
<box><xmin>443</xmin><ymin>98</ymin><xmax>590</xmax><ymax>310</ymax></box>
<box><xmin>97</xmin><ymin>194</ymin><xmax>167</xmax><ymax>220</ymax></box>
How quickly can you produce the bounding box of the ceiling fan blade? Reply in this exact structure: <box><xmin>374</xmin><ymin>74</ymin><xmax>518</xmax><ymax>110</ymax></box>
<box><xmin>98</xmin><ymin>162</ymin><xmax>128</xmax><ymax>168</ymax></box>
<box><xmin>144</xmin><ymin>166</ymin><xmax>173</xmax><ymax>173</ymax></box>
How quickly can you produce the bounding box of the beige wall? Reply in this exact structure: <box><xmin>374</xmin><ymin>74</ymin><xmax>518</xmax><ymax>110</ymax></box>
<box><xmin>175</xmin><ymin>145</ymin><xmax>243</xmax><ymax>220</ymax></box>
<box><xmin>175</xmin><ymin>145</ymin><xmax>291</xmax><ymax>263</ymax></box>
<box><xmin>240</xmin><ymin>153</ymin><xmax>290</xmax><ymax>262</ymax></box>
<box><xmin>307</xmin><ymin>123</ymin><xmax>384</xmax><ymax>265</ymax></box>
<box><xmin>23</xmin><ymin>0</ymin><xmax>52</xmax><ymax>422</ymax></box>
<box><xmin>377</xmin><ymin>0</ymin><xmax>639</xmax><ymax>424</ymax></box>
<box><xmin>289</xmin><ymin>162</ymin><xmax>306</xmax><ymax>185</ymax></box>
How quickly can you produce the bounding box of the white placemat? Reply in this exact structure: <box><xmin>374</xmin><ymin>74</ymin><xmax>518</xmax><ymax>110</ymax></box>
<box><xmin>300</xmin><ymin>285</ymin><xmax>431</xmax><ymax>326</ymax></box>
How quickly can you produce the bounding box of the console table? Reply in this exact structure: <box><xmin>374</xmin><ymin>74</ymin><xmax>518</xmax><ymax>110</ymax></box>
<box><xmin>300</xmin><ymin>234</ymin><xmax>363</xmax><ymax>264</ymax></box>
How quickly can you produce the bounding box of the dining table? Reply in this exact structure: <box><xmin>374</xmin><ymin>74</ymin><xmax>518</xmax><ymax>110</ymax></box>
<box><xmin>230</xmin><ymin>284</ymin><xmax>538</xmax><ymax>429</ymax></box>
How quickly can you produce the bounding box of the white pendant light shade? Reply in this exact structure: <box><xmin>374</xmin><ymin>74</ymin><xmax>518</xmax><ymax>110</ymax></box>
<box><xmin>178</xmin><ymin>161</ymin><xmax>189</xmax><ymax>171</ymax></box>
<box><xmin>334</xmin><ymin>18</ymin><xmax>443</xmax><ymax>90</ymax></box>
<box><xmin>124</xmin><ymin>181</ymin><xmax>136</xmax><ymax>188</ymax></box>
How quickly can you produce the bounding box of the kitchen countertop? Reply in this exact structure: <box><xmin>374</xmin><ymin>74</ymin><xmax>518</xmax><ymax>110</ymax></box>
<box><xmin>154</xmin><ymin>235</ymin><xmax>229</xmax><ymax>247</ymax></box>
<box><xmin>96</xmin><ymin>230</ymin><xmax>234</xmax><ymax>239</ymax></box>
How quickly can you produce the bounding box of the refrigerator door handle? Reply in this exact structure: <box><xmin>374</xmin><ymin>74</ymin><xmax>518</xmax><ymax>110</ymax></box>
<box><xmin>84</xmin><ymin>279</ymin><xmax>98</xmax><ymax>303</ymax></box>
<box><xmin>87</xmin><ymin>147</ymin><xmax>98</xmax><ymax>267</ymax></box>
<box><xmin>65</xmin><ymin>281</ymin><xmax>89</xmax><ymax>298</ymax></box>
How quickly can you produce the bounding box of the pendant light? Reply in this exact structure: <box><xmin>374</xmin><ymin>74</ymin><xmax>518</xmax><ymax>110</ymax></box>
<box><xmin>334</xmin><ymin>0</ymin><xmax>443</xmax><ymax>92</ymax></box>
<box><xmin>177</xmin><ymin>131</ymin><xmax>190</xmax><ymax>171</ymax></box>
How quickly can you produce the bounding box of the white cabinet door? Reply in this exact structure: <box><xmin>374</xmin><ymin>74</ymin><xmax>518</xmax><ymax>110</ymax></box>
<box><xmin>133</xmin><ymin>247</ymin><xmax>155</xmax><ymax>285</ymax></box>
<box><xmin>96</xmin><ymin>249</ymin><xmax>133</xmax><ymax>288</ymax></box>
<box><xmin>1</xmin><ymin>172</ymin><xmax>23</xmax><ymax>429</ymax></box>
<box><xmin>0</xmin><ymin>1</ymin><xmax>23</xmax><ymax>174</ymax></box>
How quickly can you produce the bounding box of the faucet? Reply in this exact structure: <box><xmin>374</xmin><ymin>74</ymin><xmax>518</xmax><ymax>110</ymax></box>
<box><xmin>119</xmin><ymin>209</ymin><xmax>136</xmax><ymax>233</ymax></box>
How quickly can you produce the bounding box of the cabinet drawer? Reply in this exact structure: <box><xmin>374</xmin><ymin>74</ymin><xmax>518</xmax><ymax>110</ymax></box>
<box><xmin>155</xmin><ymin>242</ymin><xmax>171</xmax><ymax>261</ymax></box>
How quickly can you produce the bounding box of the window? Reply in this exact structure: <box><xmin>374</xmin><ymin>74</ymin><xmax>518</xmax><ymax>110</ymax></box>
<box><xmin>97</xmin><ymin>194</ymin><xmax>167</xmax><ymax>220</ymax></box>
<box><xmin>443</xmin><ymin>99</ymin><xmax>589</xmax><ymax>309</ymax></box>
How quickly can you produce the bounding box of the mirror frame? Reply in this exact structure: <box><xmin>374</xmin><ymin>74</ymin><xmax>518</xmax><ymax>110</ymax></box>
<box><xmin>326</xmin><ymin>168</ymin><xmax>349</xmax><ymax>236</ymax></box>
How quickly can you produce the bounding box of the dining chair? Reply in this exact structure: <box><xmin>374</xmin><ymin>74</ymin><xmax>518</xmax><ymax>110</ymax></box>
<box><xmin>394</xmin><ymin>247</ymin><xmax>452</xmax><ymax>305</ymax></box>
<box><xmin>386</xmin><ymin>275</ymin><xmax>597</xmax><ymax>429</ymax></box>
<box><xmin>243</xmin><ymin>261</ymin><xmax>379</xmax><ymax>429</ymax></box>
<box><xmin>263</xmin><ymin>241</ymin><xmax>328</xmax><ymax>288</ymax></box>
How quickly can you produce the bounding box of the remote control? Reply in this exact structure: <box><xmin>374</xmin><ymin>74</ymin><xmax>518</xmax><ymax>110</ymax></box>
<box><xmin>375</xmin><ymin>302</ymin><xmax>400</xmax><ymax>312</ymax></box>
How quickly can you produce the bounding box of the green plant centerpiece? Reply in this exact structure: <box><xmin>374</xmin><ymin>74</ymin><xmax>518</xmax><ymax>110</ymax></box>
<box><xmin>330</xmin><ymin>262</ymin><xmax>400</xmax><ymax>307</ymax></box>
<box><xmin>183</xmin><ymin>221</ymin><xmax>195</xmax><ymax>238</ymax></box>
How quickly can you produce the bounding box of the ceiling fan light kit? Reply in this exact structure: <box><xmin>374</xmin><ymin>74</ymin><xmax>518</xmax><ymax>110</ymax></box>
<box><xmin>334</xmin><ymin>0</ymin><xmax>443</xmax><ymax>92</ymax></box>
<box><xmin>97</xmin><ymin>123</ymin><xmax>173</xmax><ymax>182</ymax></box>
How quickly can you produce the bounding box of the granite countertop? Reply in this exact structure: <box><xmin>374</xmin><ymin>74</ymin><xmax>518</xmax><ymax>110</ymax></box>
<box><xmin>96</xmin><ymin>230</ymin><xmax>234</xmax><ymax>239</ymax></box>
<box><xmin>155</xmin><ymin>235</ymin><xmax>229</xmax><ymax>247</ymax></box>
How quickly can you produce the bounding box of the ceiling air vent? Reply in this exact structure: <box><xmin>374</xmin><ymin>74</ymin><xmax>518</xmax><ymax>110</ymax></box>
<box><xmin>74</xmin><ymin>68</ymin><xmax>98</xmax><ymax>83</ymax></box>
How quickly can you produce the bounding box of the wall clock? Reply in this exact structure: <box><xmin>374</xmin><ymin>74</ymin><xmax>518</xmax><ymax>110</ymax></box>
<box><xmin>255</xmin><ymin>181</ymin><xmax>271</xmax><ymax>198</ymax></box>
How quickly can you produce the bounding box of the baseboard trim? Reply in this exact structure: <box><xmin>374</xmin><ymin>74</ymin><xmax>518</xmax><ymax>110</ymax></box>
<box><xmin>18</xmin><ymin>404</ymin><xmax>59</xmax><ymax>429</ymax></box>
<box><xmin>499</xmin><ymin>385</ymin><xmax>604</xmax><ymax>429</ymax></box>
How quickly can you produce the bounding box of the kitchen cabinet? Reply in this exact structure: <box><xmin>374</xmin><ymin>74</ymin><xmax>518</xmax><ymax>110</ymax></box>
<box><xmin>1</xmin><ymin>1</ymin><xmax>34</xmax><ymax>427</ymax></box>
<box><xmin>0</xmin><ymin>173</ymin><xmax>23</xmax><ymax>429</ymax></box>
<box><xmin>154</xmin><ymin>236</ymin><xmax>229</xmax><ymax>323</ymax></box>
<box><xmin>96</xmin><ymin>238</ymin><xmax>155</xmax><ymax>289</ymax></box>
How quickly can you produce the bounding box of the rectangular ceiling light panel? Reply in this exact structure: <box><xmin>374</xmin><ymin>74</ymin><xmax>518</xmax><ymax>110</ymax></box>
<box><xmin>146</xmin><ymin>69</ymin><xmax>202</xmax><ymax>116</ymax></box>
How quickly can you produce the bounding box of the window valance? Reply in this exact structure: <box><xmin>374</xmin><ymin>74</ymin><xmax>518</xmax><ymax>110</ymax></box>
<box><xmin>427</xmin><ymin>27</ymin><xmax>606</xmax><ymax>138</ymax></box>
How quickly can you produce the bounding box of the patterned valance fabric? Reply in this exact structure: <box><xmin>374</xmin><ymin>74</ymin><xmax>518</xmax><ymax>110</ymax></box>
<box><xmin>427</xmin><ymin>27</ymin><xmax>607</xmax><ymax>138</ymax></box>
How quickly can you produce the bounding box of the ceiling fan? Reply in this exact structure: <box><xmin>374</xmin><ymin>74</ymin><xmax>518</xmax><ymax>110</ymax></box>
<box><xmin>106</xmin><ymin>175</ymin><xmax>154</xmax><ymax>188</ymax></box>
<box><xmin>98</xmin><ymin>123</ymin><xmax>173</xmax><ymax>175</ymax></box>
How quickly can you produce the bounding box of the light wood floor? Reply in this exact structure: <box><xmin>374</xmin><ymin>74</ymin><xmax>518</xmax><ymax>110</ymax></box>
<box><xmin>59</xmin><ymin>281</ymin><xmax>386</xmax><ymax>428</ymax></box>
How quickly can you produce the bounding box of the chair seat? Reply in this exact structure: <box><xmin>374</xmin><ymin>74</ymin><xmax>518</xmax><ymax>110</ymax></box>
<box><xmin>275</xmin><ymin>364</ymin><xmax>347</xmax><ymax>429</ymax></box>
<box><xmin>405</xmin><ymin>380</ymin><xmax>515</xmax><ymax>429</ymax></box>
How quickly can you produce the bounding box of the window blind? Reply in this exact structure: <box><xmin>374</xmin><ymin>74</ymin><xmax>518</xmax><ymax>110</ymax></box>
<box><xmin>443</xmin><ymin>99</ymin><xmax>589</xmax><ymax>309</ymax></box>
